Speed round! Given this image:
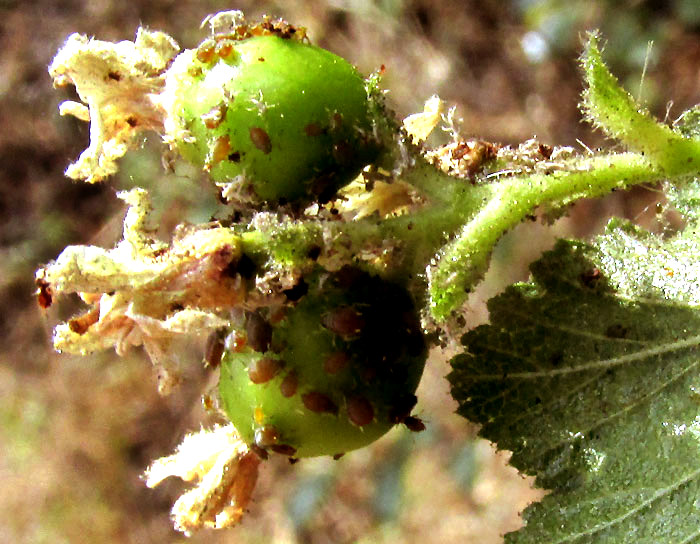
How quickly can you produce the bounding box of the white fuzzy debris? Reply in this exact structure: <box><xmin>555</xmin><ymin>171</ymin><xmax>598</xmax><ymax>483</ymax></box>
<box><xmin>145</xmin><ymin>424</ymin><xmax>260</xmax><ymax>534</ymax></box>
<box><xmin>49</xmin><ymin>29</ymin><xmax>179</xmax><ymax>182</ymax></box>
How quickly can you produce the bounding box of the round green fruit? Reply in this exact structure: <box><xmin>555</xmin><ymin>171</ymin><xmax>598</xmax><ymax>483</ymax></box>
<box><xmin>218</xmin><ymin>266</ymin><xmax>427</xmax><ymax>458</ymax></box>
<box><xmin>162</xmin><ymin>34</ymin><xmax>381</xmax><ymax>205</ymax></box>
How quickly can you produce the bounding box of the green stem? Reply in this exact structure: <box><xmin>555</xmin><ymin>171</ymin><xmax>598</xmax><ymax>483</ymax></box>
<box><xmin>428</xmin><ymin>152</ymin><xmax>669</xmax><ymax>321</ymax></box>
<box><xmin>238</xmin><ymin>157</ymin><xmax>493</xmax><ymax>297</ymax></box>
<box><xmin>582</xmin><ymin>32</ymin><xmax>700</xmax><ymax>174</ymax></box>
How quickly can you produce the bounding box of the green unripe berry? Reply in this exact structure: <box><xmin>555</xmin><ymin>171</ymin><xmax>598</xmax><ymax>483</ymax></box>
<box><xmin>163</xmin><ymin>34</ymin><xmax>381</xmax><ymax>205</ymax></box>
<box><xmin>218</xmin><ymin>267</ymin><xmax>427</xmax><ymax>458</ymax></box>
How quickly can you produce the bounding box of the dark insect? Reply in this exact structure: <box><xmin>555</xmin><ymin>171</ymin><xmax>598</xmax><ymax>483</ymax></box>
<box><xmin>580</xmin><ymin>268</ymin><xmax>602</xmax><ymax>288</ymax></box>
<box><xmin>346</xmin><ymin>395</ymin><xmax>375</xmax><ymax>427</ymax></box>
<box><xmin>538</xmin><ymin>143</ymin><xmax>553</xmax><ymax>159</ymax></box>
<box><xmin>249</xmin><ymin>127</ymin><xmax>272</xmax><ymax>154</ymax></box>
<box><xmin>270</xmin><ymin>444</ymin><xmax>297</xmax><ymax>456</ymax></box>
<box><xmin>246</xmin><ymin>311</ymin><xmax>272</xmax><ymax>352</ymax></box>
<box><xmin>204</xmin><ymin>329</ymin><xmax>226</xmax><ymax>368</ymax></box>
<box><xmin>201</xmin><ymin>103</ymin><xmax>228</xmax><ymax>129</ymax></box>
<box><xmin>605</xmin><ymin>323</ymin><xmax>629</xmax><ymax>339</ymax></box>
<box><xmin>403</xmin><ymin>416</ymin><xmax>426</xmax><ymax>432</ymax></box>
<box><xmin>388</xmin><ymin>394</ymin><xmax>418</xmax><ymax>424</ymax></box>
<box><xmin>332</xmin><ymin>141</ymin><xmax>354</xmax><ymax>166</ymax></box>
<box><xmin>322</xmin><ymin>306</ymin><xmax>365</xmax><ymax>338</ymax></box>
<box><xmin>302</xmin><ymin>391</ymin><xmax>338</xmax><ymax>415</ymax></box>
<box><xmin>279</xmin><ymin>371</ymin><xmax>298</xmax><ymax>398</ymax></box>
<box><xmin>196</xmin><ymin>39</ymin><xmax>217</xmax><ymax>63</ymax></box>
<box><xmin>323</xmin><ymin>352</ymin><xmax>350</xmax><ymax>375</ymax></box>
<box><xmin>304</xmin><ymin>122</ymin><xmax>323</xmax><ymax>137</ymax></box>
<box><xmin>248</xmin><ymin>356</ymin><xmax>284</xmax><ymax>384</ymax></box>
<box><xmin>282</xmin><ymin>279</ymin><xmax>308</xmax><ymax>302</ymax></box>
<box><xmin>209</xmin><ymin>135</ymin><xmax>231</xmax><ymax>166</ymax></box>
<box><xmin>36</xmin><ymin>278</ymin><xmax>53</xmax><ymax>309</ymax></box>
<box><xmin>250</xmin><ymin>444</ymin><xmax>269</xmax><ymax>460</ymax></box>
<box><xmin>254</xmin><ymin>425</ymin><xmax>280</xmax><ymax>447</ymax></box>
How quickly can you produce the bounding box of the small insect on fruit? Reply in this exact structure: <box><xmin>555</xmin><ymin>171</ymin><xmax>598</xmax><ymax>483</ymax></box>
<box><xmin>218</xmin><ymin>266</ymin><xmax>428</xmax><ymax>458</ymax></box>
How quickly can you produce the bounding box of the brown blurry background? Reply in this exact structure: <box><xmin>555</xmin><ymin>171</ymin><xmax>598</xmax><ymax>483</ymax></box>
<box><xmin>1</xmin><ymin>1</ymin><xmax>698</xmax><ymax>542</ymax></box>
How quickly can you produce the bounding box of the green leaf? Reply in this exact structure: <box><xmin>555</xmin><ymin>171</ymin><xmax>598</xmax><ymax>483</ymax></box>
<box><xmin>449</xmin><ymin>223</ymin><xmax>700</xmax><ymax>543</ymax></box>
<box><xmin>666</xmin><ymin>176</ymin><xmax>700</xmax><ymax>227</ymax></box>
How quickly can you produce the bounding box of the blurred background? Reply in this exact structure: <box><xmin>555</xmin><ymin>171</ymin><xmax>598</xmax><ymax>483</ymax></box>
<box><xmin>1</xmin><ymin>0</ymin><xmax>698</xmax><ymax>542</ymax></box>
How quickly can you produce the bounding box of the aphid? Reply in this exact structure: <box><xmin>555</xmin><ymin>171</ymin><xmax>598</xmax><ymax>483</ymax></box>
<box><xmin>246</xmin><ymin>311</ymin><xmax>272</xmax><ymax>352</ymax></box>
<box><xmin>279</xmin><ymin>371</ymin><xmax>298</xmax><ymax>398</ymax></box>
<box><xmin>196</xmin><ymin>39</ymin><xmax>217</xmax><ymax>63</ymax></box>
<box><xmin>257</xmin><ymin>16</ymin><xmax>307</xmax><ymax>41</ymax></box>
<box><xmin>403</xmin><ymin>416</ymin><xmax>426</xmax><ymax>433</ymax></box>
<box><xmin>201</xmin><ymin>392</ymin><xmax>220</xmax><ymax>413</ymax></box>
<box><xmin>214</xmin><ymin>39</ymin><xmax>235</xmax><ymax>59</ymax></box>
<box><xmin>322</xmin><ymin>306</ymin><xmax>365</xmax><ymax>338</ymax></box>
<box><xmin>204</xmin><ymin>329</ymin><xmax>226</xmax><ymax>368</ymax></box>
<box><xmin>208</xmin><ymin>135</ymin><xmax>231</xmax><ymax>168</ymax></box>
<box><xmin>249</xmin><ymin>127</ymin><xmax>272</xmax><ymax>154</ymax></box>
<box><xmin>388</xmin><ymin>394</ymin><xmax>418</xmax><ymax>424</ymax></box>
<box><xmin>302</xmin><ymin>391</ymin><xmax>338</xmax><ymax>415</ymax></box>
<box><xmin>201</xmin><ymin>103</ymin><xmax>228</xmax><ymax>129</ymax></box>
<box><xmin>250</xmin><ymin>443</ymin><xmax>269</xmax><ymax>460</ymax></box>
<box><xmin>248</xmin><ymin>356</ymin><xmax>284</xmax><ymax>384</ymax></box>
<box><xmin>254</xmin><ymin>425</ymin><xmax>280</xmax><ymax>447</ymax></box>
<box><xmin>346</xmin><ymin>395</ymin><xmax>375</xmax><ymax>427</ymax></box>
<box><xmin>270</xmin><ymin>444</ymin><xmax>297</xmax><ymax>456</ymax></box>
<box><xmin>36</xmin><ymin>278</ymin><xmax>53</xmax><ymax>309</ymax></box>
<box><xmin>304</xmin><ymin>122</ymin><xmax>323</xmax><ymax>137</ymax></box>
<box><xmin>330</xmin><ymin>112</ymin><xmax>343</xmax><ymax>131</ymax></box>
<box><xmin>538</xmin><ymin>143</ymin><xmax>554</xmax><ymax>159</ymax></box>
<box><xmin>323</xmin><ymin>352</ymin><xmax>350</xmax><ymax>375</ymax></box>
<box><xmin>224</xmin><ymin>329</ymin><xmax>247</xmax><ymax>352</ymax></box>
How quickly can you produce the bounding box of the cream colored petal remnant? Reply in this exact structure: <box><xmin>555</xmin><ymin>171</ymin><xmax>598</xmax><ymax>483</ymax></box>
<box><xmin>145</xmin><ymin>424</ymin><xmax>261</xmax><ymax>534</ymax></box>
<box><xmin>403</xmin><ymin>94</ymin><xmax>444</xmax><ymax>144</ymax></box>
<box><xmin>36</xmin><ymin>189</ymin><xmax>245</xmax><ymax>394</ymax></box>
<box><xmin>49</xmin><ymin>29</ymin><xmax>179</xmax><ymax>182</ymax></box>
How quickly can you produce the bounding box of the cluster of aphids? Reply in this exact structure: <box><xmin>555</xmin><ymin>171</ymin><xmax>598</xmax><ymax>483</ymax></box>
<box><xmin>196</xmin><ymin>16</ymin><xmax>308</xmax><ymax>64</ymax></box>
<box><xmin>207</xmin><ymin>263</ymin><xmax>428</xmax><ymax>461</ymax></box>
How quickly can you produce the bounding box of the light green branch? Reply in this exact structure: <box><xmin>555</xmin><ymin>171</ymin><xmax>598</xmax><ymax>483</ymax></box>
<box><xmin>581</xmin><ymin>32</ymin><xmax>700</xmax><ymax>175</ymax></box>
